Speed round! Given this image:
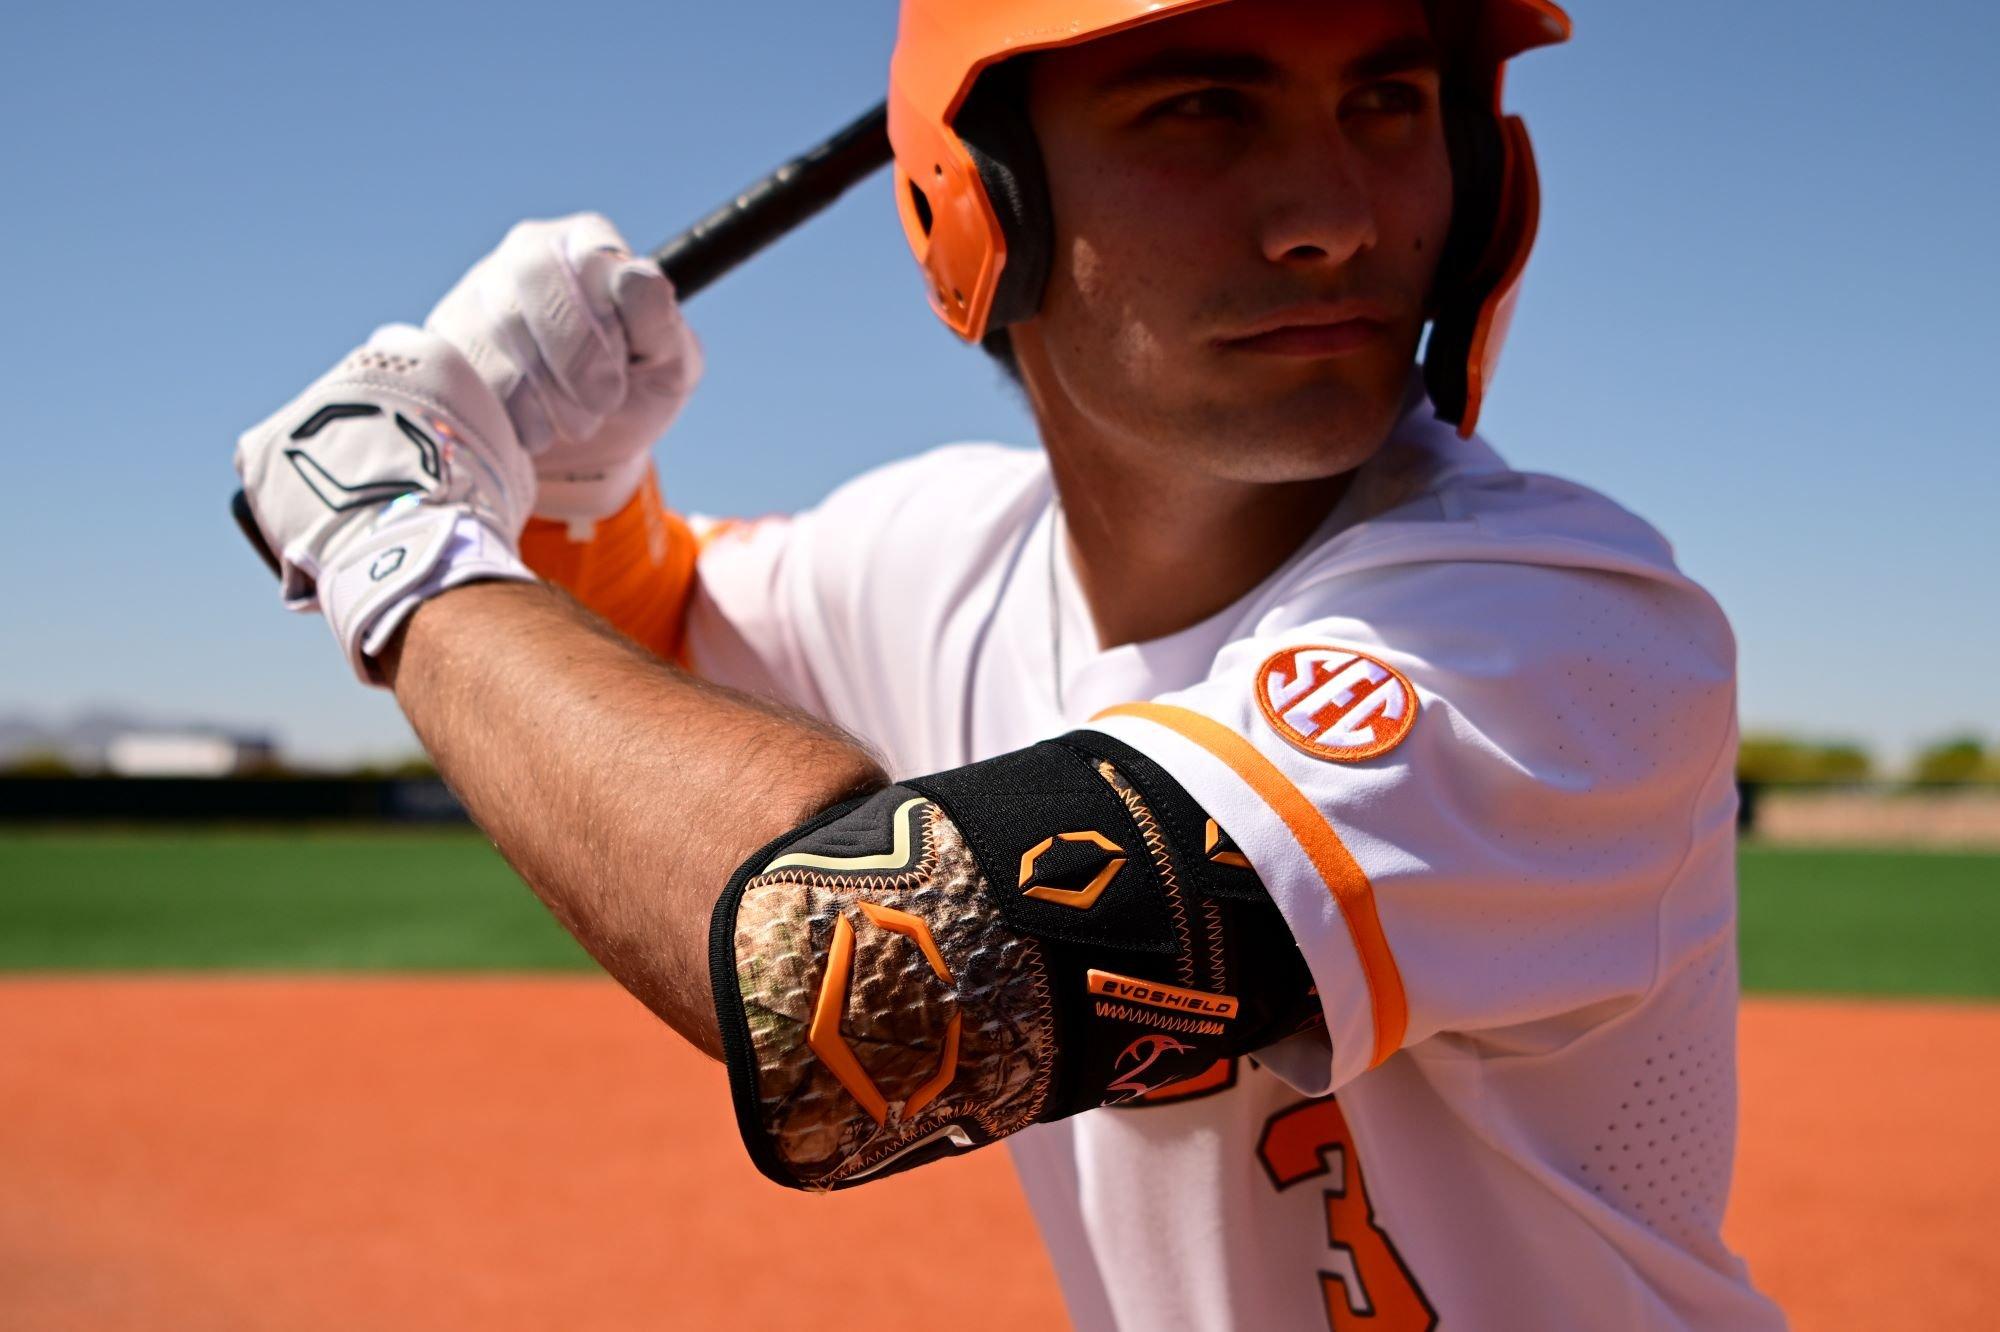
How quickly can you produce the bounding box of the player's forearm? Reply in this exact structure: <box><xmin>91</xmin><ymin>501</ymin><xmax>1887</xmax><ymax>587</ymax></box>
<box><xmin>378</xmin><ymin>580</ymin><xmax>888</xmax><ymax>1057</ymax></box>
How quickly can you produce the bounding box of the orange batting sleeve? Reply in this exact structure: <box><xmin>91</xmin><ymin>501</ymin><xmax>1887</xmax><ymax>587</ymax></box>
<box><xmin>519</xmin><ymin>465</ymin><xmax>700</xmax><ymax>663</ymax></box>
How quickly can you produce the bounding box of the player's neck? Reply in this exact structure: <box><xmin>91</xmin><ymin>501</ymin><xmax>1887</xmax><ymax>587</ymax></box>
<box><xmin>1041</xmin><ymin>439</ymin><xmax>1351</xmax><ymax>652</ymax></box>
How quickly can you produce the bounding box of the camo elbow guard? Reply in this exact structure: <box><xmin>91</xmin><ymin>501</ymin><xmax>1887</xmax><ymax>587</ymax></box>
<box><xmin>708</xmin><ymin>730</ymin><xmax>1320</xmax><ymax>1191</ymax></box>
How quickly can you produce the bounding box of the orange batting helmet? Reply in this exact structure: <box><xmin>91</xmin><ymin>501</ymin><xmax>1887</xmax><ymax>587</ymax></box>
<box><xmin>888</xmin><ymin>0</ymin><xmax>1571</xmax><ymax>436</ymax></box>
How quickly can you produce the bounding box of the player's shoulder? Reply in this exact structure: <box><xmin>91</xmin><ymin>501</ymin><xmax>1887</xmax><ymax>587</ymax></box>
<box><xmin>1206</xmin><ymin>437</ymin><xmax>1734</xmax><ymax>815</ymax></box>
<box><xmin>1309</xmin><ymin>451</ymin><xmax>1689</xmax><ymax>588</ymax></box>
<box><xmin>1262</xmin><ymin>419</ymin><xmax>1732</xmax><ymax>670</ymax></box>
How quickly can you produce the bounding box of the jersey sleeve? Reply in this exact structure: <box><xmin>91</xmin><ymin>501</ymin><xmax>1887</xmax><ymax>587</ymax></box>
<box><xmin>684</xmin><ymin>444</ymin><xmax>1047</xmax><ymax>743</ymax></box>
<box><xmin>1085</xmin><ymin>558</ymin><xmax>1741</xmax><ymax>1096</ymax></box>
<box><xmin>522</xmin><ymin>446</ymin><xmax>1046</xmax><ymax>733</ymax></box>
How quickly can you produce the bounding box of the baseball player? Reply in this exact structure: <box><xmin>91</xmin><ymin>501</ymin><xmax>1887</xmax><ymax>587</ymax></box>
<box><xmin>232</xmin><ymin>0</ymin><xmax>1787</xmax><ymax>1326</ymax></box>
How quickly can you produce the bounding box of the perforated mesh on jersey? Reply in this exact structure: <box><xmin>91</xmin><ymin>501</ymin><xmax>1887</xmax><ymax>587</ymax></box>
<box><xmin>1543</xmin><ymin>573</ymin><xmax>1722</xmax><ymax>782</ymax></box>
<box><xmin>1576</xmin><ymin>935</ymin><xmax>1740</xmax><ymax>1253</ymax></box>
<box><xmin>1376</xmin><ymin>564</ymin><xmax>1735</xmax><ymax>1036</ymax></box>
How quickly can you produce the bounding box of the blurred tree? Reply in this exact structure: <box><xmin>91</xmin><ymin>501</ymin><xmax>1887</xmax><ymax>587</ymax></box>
<box><xmin>349</xmin><ymin>756</ymin><xmax>441</xmax><ymax>779</ymax></box>
<box><xmin>1911</xmin><ymin>736</ymin><xmax>1992</xmax><ymax>784</ymax></box>
<box><xmin>0</xmin><ymin>750</ymin><xmax>76</xmax><ymax>777</ymax></box>
<box><xmin>386</xmin><ymin>756</ymin><xmax>441</xmax><ymax>779</ymax></box>
<box><xmin>1811</xmin><ymin>744</ymin><xmax>1873</xmax><ymax>782</ymax></box>
<box><xmin>1738</xmin><ymin>734</ymin><xmax>1875</xmax><ymax>784</ymax></box>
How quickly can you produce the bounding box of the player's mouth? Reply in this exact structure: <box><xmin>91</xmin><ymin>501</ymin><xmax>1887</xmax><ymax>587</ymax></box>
<box><xmin>1216</xmin><ymin>301</ymin><xmax>1392</xmax><ymax>357</ymax></box>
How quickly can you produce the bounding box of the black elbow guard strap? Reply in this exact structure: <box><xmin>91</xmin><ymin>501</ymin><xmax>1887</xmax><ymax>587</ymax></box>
<box><xmin>708</xmin><ymin>729</ymin><xmax>1320</xmax><ymax>1191</ymax></box>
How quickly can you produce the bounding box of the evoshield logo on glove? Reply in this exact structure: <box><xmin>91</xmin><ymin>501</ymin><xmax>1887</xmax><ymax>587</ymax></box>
<box><xmin>1255</xmin><ymin>646</ymin><xmax>1419</xmax><ymax>763</ymax></box>
<box><xmin>283</xmin><ymin>404</ymin><xmax>442</xmax><ymax>513</ymax></box>
<box><xmin>369</xmin><ymin>547</ymin><xmax>407</xmax><ymax>582</ymax></box>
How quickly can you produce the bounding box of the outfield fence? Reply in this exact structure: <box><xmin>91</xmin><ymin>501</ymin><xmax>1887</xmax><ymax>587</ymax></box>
<box><xmin>7</xmin><ymin>778</ymin><xmax>1999</xmax><ymax>848</ymax></box>
<box><xmin>0</xmin><ymin>777</ymin><xmax>467</xmax><ymax>824</ymax></box>
<box><xmin>1742</xmin><ymin>784</ymin><xmax>2000</xmax><ymax>850</ymax></box>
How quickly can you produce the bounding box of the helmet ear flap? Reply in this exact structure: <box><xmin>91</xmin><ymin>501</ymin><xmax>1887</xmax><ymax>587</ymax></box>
<box><xmin>1425</xmin><ymin>74</ymin><xmax>1506</xmax><ymax>430</ymax></box>
<box><xmin>953</xmin><ymin>60</ymin><xmax>1054</xmax><ymax>332</ymax></box>
<box><xmin>1426</xmin><ymin>69</ymin><xmax>1543</xmax><ymax>437</ymax></box>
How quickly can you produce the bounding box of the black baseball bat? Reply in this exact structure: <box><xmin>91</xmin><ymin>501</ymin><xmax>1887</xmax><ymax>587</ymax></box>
<box><xmin>232</xmin><ymin>102</ymin><xmax>894</xmax><ymax>577</ymax></box>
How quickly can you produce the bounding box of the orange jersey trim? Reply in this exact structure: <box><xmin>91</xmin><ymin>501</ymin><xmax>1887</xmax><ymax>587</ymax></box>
<box><xmin>1093</xmin><ymin>702</ymin><xmax>1409</xmax><ymax>1069</ymax></box>
<box><xmin>519</xmin><ymin>464</ymin><xmax>699</xmax><ymax>663</ymax></box>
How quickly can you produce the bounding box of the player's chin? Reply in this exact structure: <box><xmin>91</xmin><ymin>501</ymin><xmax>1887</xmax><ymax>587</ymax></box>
<box><xmin>1185</xmin><ymin>403</ymin><xmax>1392</xmax><ymax>484</ymax></box>
<box><xmin>1189</xmin><ymin>368</ymin><xmax>1406</xmax><ymax>479</ymax></box>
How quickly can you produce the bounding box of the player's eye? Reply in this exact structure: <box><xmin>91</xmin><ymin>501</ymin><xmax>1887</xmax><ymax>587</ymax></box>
<box><xmin>1346</xmin><ymin>80</ymin><xmax>1431</xmax><ymax>118</ymax></box>
<box><xmin>1143</xmin><ymin>87</ymin><xmax>1253</xmax><ymax>126</ymax></box>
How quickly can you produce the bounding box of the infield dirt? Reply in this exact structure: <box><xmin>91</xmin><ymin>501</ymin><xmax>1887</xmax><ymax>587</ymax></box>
<box><xmin>2</xmin><ymin>979</ymin><xmax>1992</xmax><ymax>1329</ymax></box>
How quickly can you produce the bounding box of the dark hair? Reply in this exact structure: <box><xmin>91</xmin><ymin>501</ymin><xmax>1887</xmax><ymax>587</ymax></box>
<box><xmin>980</xmin><ymin>326</ymin><xmax>1024</xmax><ymax>386</ymax></box>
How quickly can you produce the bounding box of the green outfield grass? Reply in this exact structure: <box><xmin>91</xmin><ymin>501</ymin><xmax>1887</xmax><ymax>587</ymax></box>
<box><xmin>0</xmin><ymin>829</ymin><xmax>593</xmax><ymax>972</ymax></box>
<box><xmin>1</xmin><ymin>831</ymin><xmax>1995</xmax><ymax>998</ymax></box>
<box><xmin>1732</xmin><ymin>846</ymin><xmax>1998</xmax><ymax>998</ymax></box>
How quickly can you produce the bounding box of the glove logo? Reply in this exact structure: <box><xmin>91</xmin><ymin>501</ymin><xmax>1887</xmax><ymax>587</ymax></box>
<box><xmin>1256</xmin><ymin>645</ymin><xmax>1419</xmax><ymax>763</ymax></box>
<box><xmin>283</xmin><ymin>405</ymin><xmax>442</xmax><ymax>512</ymax></box>
<box><xmin>369</xmin><ymin>547</ymin><xmax>407</xmax><ymax>582</ymax></box>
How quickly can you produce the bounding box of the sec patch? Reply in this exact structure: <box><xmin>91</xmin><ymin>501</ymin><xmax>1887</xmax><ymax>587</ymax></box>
<box><xmin>1255</xmin><ymin>645</ymin><xmax>1419</xmax><ymax>763</ymax></box>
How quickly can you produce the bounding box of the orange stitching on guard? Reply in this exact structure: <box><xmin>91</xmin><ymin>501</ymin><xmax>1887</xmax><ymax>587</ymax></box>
<box><xmin>1091</xmin><ymin>1002</ymin><xmax>1227</xmax><ymax>1039</ymax></box>
<box><xmin>1097</xmin><ymin>760</ymin><xmax>1198</xmax><ymax>988</ymax></box>
<box><xmin>1093</xmin><ymin>702</ymin><xmax>1409</xmax><ymax>1069</ymax></box>
<box><xmin>750</xmin><ymin>805</ymin><xmax>943</xmax><ymax>896</ymax></box>
<box><xmin>1253</xmin><ymin>645</ymin><xmax>1420</xmax><ymax>764</ymax></box>
<box><xmin>1202</xmin><ymin>899</ymin><xmax>1228</xmax><ymax>993</ymax></box>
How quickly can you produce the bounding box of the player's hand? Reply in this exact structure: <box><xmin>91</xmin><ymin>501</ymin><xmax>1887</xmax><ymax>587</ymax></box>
<box><xmin>424</xmin><ymin>213</ymin><xmax>704</xmax><ymax>532</ymax></box>
<box><xmin>233</xmin><ymin>324</ymin><xmax>537</xmax><ymax>684</ymax></box>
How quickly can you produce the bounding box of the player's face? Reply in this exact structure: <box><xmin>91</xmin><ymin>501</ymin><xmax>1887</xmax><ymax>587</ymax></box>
<box><xmin>1014</xmin><ymin>0</ymin><xmax>1454</xmax><ymax>483</ymax></box>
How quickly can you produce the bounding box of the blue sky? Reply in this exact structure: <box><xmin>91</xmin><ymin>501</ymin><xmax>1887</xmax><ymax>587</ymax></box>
<box><xmin>1</xmin><ymin>0</ymin><xmax>1993</xmax><ymax>767</ymax></box>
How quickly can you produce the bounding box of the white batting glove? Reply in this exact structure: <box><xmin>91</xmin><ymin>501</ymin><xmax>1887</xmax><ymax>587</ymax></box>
<box><xmin>234</xmin><ymin>324</ymin><xmax>537</xmax><ymax>685</ymax></box>
<box><xmin>424</xmin><ymin>213</ymin><xmax>703</xmax><ymax>533</ymax></box>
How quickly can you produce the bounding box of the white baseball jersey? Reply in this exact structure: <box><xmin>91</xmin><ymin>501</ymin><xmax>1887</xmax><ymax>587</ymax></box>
<box><xmin>681</xmin><ymin>386</ymin><xmax>1785</xmax><ymax>1331</ymax></box>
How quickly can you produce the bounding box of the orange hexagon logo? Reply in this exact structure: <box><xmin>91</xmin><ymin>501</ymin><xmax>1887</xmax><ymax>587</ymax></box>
<box><xmin>1255</xmin><ymin>645</ymin><xmax>1419</xmax><ymax>763</ymax></box>
<box><xmin>807</xmin><ymin>901</ymin><xmax>961</xmax><ymax>1127</ymax></box>
<box><xmin>1017</xmin><ymin>831</ymin><xmax>1127</xmax><ymax>910</ymax></box>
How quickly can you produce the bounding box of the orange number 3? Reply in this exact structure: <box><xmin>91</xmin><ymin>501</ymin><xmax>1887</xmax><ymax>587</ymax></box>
<box><xmin>1258</xmin><ymin>1098</ymin><xmax>1436</xmax><ymax>1332</ymax></box>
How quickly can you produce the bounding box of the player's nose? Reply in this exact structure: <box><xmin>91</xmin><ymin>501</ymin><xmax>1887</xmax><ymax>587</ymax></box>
<box><xmin>1257</xmin><ymin>130</ymin><xmax>1379</xmax><ymax>268</ymax></box>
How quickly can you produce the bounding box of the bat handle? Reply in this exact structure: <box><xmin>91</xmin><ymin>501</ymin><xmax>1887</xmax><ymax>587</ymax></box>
<box><xmin>233</xmin><ymin>490</ymin><xmax>281</xmax><ymax>578</ymax></box>
<box><xmin>652</xmin><ymin>102</ymin><xmax>891</xmax><ymax>299</ymax></box>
